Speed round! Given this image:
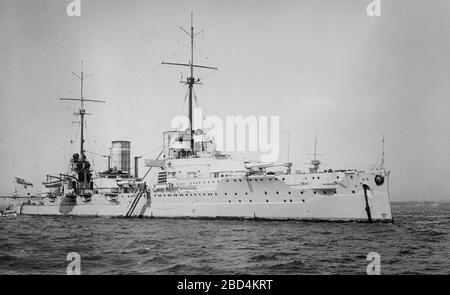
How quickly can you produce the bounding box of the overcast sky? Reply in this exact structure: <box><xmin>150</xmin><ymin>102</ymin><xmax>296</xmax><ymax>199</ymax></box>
<box><xmin>0</xmin><ymin>0</ymin><xmax>449</xmax><ymax>201</ymax></box>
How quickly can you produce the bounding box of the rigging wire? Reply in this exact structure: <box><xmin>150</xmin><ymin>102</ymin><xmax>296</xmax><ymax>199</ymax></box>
<box><xmin>137</xmin><ymin>145</ymin><xmax>164</xmax><ymax>158</ymax></box>
<box><xmin>122</xmin><ymin>39</ymin><xmax>192</xmax><ymax>92</ymax></box>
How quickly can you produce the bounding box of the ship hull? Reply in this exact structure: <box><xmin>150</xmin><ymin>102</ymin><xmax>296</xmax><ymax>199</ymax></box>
<box><xmin>143</xmin><ymin>191</ymin><xmax>392</xmax><ymax>222</ymax></box>
<box><xmin>143</xmin><ymin>171</ymin><xmax>393</xmax><ymax>222</ymax></box>
<box><xmin>0</xmin><ymin>196</ymin><xmax>41</xmax><ymax>211</ymax></box>
<box><xmin>16</xmin><ymin>193</ymin><xmax>147</xmax><ymax>218</ymax></box>
<box><xmin>16</xmin><ymin>172</ymin><xmax>393</xmax><ymax>223</ymax></box>
<box><xmin>16</xmin><ymin>191</ymin><xmax>392</xmax><ymax>222</ymax></box>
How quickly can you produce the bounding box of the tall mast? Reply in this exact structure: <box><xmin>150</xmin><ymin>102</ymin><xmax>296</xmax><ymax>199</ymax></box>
<box><xmin>308</xmin><ymin>128</ymin><xmax>322</xmax><ymax>173</ymax></box>
<box><xmin>80</xmin><ymin>61</ymin><xmax>85</xmax><ymax>158</ymax></box>
<box><xmin>285</xmin><ymin>130</ymin><xmax>292</xmax><ymax>163</ymax></box>
<box><xmin>162</xmin><ymin>12</ymin><xmax>217</xmax><ymax>155</ymax></box>
<box><xmin>188</xmin><ymin>12</ymin><xmax>194</xmax><ymax>150</ymax></box>
<box><xmin>60</xmin><ymin>61</ymin><xmax>106</xmax><ymax>161</ymax></box>
<box><xmin>314</xmin><ymin>128</ymin><xmax>318</xmax><ymax>161</ymax></box>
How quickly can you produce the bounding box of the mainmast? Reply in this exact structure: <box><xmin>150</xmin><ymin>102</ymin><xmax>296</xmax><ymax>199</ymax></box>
<box><xmin>188</xmin><ymin>12</ymin><xmax>194</xmax><ymax>151</ymax></box>
<box><xmin>162</xmin><ymin>12</ymin><xmax>217</xmax><ymax>155</ymax></box>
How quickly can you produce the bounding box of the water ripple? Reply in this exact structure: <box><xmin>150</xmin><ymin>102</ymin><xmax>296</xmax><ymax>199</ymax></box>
<box><xmin>0</xmin><ymin>202</ymin><xmax>449</xmax><ymax>274</ymax></box>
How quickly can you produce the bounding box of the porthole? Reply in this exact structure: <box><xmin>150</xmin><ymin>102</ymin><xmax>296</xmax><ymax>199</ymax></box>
<box><xmin>289</xmin><ymin>200</ymin><xmax>292</xmax><ymax>202</ymax></box>
<box><xmin>352</xmin><ymin>190</ymin><xmax>355</xmax><ymax>194</ymax></box>
<box><xmin>234</xmin><ymin>193</ymin><xmax>237</xmax><ymax>196</ymax></box>
<box><xmin>266</xmin><ymin>200</ymin><xmax>269</xmax><ymax>203</ymax></box>
<box><xmin>301</xmin><ymin>191</ymin><xmax>304</xmax><ymax>194</ymax></box>
<box><xmin>276</xmin><ymin>191</ymin><xmax>279</xmax><ymax>195</ymax></box>
<box><xmin>288</xmin><ymin>192</ymin><xmax>291</xmax><ymax>195</ymax></box>
<box><xmin>264</xmin><ymin>191</ymin><xmax>268</xmax><ymax>195</ymax></box>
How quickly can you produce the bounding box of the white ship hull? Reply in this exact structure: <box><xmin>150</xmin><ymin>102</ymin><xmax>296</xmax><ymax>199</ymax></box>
<box><xmin>16</xmin><ymin>171</ymin><xmax>393</xmax><ymax>223</ymax></box>
<box><xmin>144</xmin><ymin>171</ymin><xmax>393</xmax><ymax>222</ymax></box>
<box><xmin>0</xmin><ymin>196</ymin><xmax>39</xmax><ymax>211</ymax></box>
<box><xmin>17</xmin><ymin>192</ymin><xmax>391</xmax><ymax>222</ymax></box>
<box><xmin>144</xmin><ymin>192</ymin><xmax>391</xmax><ymax>222</ymax></box>
<box><xmin>17</xmin><ymin>193</ymin><xmax>148</xmax><ymax>218</ymax></box>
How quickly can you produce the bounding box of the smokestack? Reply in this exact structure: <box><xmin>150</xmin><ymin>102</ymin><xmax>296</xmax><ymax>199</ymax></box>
<box><xmin>110</xmin><ymin>141</ymin><xmax>131</xmax><ymax>173</ymax></box>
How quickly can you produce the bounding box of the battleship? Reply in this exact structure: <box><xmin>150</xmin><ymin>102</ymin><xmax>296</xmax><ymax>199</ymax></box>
<box><xmin>8</xmin><ymin>64</ymin><xmax>150</xmax><ymax>218</ymax></box>
<box><xmin>4</xmin><ymin>15</ymin><xmax>393</xmax><ymax>222</ymax></box>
